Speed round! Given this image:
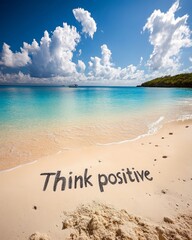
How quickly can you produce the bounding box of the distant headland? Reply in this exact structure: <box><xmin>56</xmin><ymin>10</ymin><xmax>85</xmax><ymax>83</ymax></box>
<box><xmin>139</xmin><ymin>73</ymin><xmax>192</xmax><ymax>88</ymax></box>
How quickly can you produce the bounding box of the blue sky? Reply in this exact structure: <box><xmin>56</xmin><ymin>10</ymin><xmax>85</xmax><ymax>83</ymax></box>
<box><xmin>0</xmin><ymin>0</ymin><xmax>192</xmax><ymax>85</ymax></box>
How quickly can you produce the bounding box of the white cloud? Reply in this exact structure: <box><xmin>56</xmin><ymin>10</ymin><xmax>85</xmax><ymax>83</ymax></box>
<box><xmin>101</xmin><ymin>44</ymin><xmax>112</xmax><ymax>66</ymax></box>
<box><xmin>88</xmin><ymin>44</ymin><xmax>114</xmax><ymax>79</ymax></box>
<box><xmin>1</xmin><ymin>3</ymin><xmax>191</xmax><ymax>86</ymax></box>
<box><xmin>0</xmin><ymin>71</ymin><xmax>87</xmax><ymax>85</ymax></box>
<box><xmin>77</xmin><ymin>60</ymin><xmax>86</xmax><ymax>72</ymax></box>
<box><xmin>30</xmin><ymin>23</ymin><xmax>81</xmax><ymax>77</ymax></box>
<box><xmin>23</xmin><ymin>39</ymin><xmax>39</xmax><ymax>53</ymax></box>
<box><xmin>0</xmin><ymin>43</ymin><xmax>31</xmax><ymax>67</ymax></box>
<box><xmin>0</xmin><ymin>43</ymin><xmax>142</xmax><ymax>85</ymax></box>
<box><xmin>88</xmin><ymin>44</ymin><xmax>144</xmax><ymax>83</ymax></box>
<box><xmin>0</xmin><ymin>23</ymin><xmax>81</xmax><ymax>78</ymax></box>
<box><xmin>78</xmin><ymin>49</ymin><xmax>82</xmax><ymax>56</ymax></box>
<box><xmin>73</xmin><ymin>8</ymin><xmax>97</xmax><ymax>38</ymax></box>
<box><xmin>143</xmin><ymin>0</ymin><xmax>192</xmax><ymax>71</ymax></box>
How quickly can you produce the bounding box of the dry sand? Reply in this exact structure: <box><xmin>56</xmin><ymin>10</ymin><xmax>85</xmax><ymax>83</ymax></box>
<box><xmin>0</xmin><ymin>120</ymin><xmax>192</xmax><ymax>239</ymax></box>
<box><xmin>28</xmin><ymin>201</ymin><xmax>192</xmax><ymax>240</ymax></box>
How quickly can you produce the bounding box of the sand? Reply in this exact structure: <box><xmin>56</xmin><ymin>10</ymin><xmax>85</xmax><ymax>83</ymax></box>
<box><xmin>0</xmin><ymin>120</ymin><xmax>192</xmax><ymax>239</ymax></box>
<box><xmin>28</xmin><ymin>202</ymin><xmax>192</xmax><ymax>240</ymax></box>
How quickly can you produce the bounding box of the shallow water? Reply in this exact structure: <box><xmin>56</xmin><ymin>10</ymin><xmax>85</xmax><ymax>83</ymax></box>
<box><xmin>0</xmin><ymin>86</ymin><xmax>192</xmax><ymax>133</ymax></box>
<box><xmin>0</xmin><ymin>86</ymin><xmax>192</xmax><ymax>169</ymax></box>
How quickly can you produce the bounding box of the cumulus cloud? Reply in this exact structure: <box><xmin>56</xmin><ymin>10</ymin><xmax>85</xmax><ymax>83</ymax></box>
<box><xmin>29</xmin><ymin>23</ymin><xmax>81</xmax><ymax>77</ymax></box>
<box><xmin>0</xmin><ymin>23</ymin><xmax>81</xmax><ymax>78</ymax></box>
<box><xmin>0</xmin><ymin>7</ymin><xmax>143</xmax><ymax>85</ymax></box>
<box><xmin>23</xmin><ymin>39</ymin><xmax>39</xmax><ymax>54</ymax></box>
<box><xmin>0</xmin><ymin>43</ymin><xmax>144</xmax><ymax>85</ymax></box>
<box><xmin>73</xmin><ymin>8</ymin><xmax>97</xmax><ymax>38</ymax></box>
<box><xmin>77</xmin><ymin>60</ymin><xmax>86</xmax><ymax>72</ymax></box>
<box><xmin>0</xmin><ymin>43</ymin><xmax>31</xmax><ymax>67</ymax></box>
<box><xmin>101</xmin><ymin>44</ymin><xmax>112</xmax><ymax>66</ymax></box>
<box><xmin>143</xmin><ymin>0</ymin><xmax>192</xmax><ymax>71</ymax></box>
<box><xmin>88</xmin><ymin>44</ymin><xmax>114</xmax><ymax>78</ymax></box>
<box><xmin>1</xmin><ymin>2</ymin><xmax>191</xmax><ymax>86</ymax></box>
<box><xmin>88</xmin><ymin>44</ymin><xmax>144</xmax><ymax>82</ymax></box>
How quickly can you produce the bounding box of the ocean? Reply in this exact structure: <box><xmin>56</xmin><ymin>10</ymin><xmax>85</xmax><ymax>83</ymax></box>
<box><xmin>0</xmin><ymin>86</ymin><xmax>192</xmax><ymax>140</ymax></box>
<box><xmin>0</xmin><ymin>86</ymin><xmax>192</xmax><ymax>168</ymax></box>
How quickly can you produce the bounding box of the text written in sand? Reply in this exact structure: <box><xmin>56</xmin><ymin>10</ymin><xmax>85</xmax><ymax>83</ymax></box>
<box><xmin>40</xmin><ymin>168</ymin><xmax>153</xmax><ymax>192</ymax></box>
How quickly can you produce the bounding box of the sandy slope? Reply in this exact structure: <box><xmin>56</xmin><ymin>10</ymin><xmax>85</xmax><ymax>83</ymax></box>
<box><xmin>0</xmin><ymin>120</ymin><xmax>192</xmax><ymax>239</ymax></box>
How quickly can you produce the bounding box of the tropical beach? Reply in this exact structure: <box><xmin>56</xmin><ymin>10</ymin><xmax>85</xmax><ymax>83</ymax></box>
<box><xmin>1</xmin><ymin>0</ymin><xmax>192</xmax><ymax>239</ymax></box>
<box><xmin>0</xmin><ymin>86</ymin><xmax>192</xmax><ymax>239</ymax></box>
<box><xmin>0</xmin><ymin>86</ymin><xmax>192</xmax><ymax>170</ymax></box>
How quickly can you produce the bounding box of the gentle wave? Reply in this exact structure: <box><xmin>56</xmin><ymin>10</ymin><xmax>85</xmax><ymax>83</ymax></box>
<box><xmin>97</xmin><ymin>116</ymin><xmax>164</xmax><ymax>146</ymax></box>
<box><xmin>166</xmin><ymin>114</ymin><xmax>192</xmax><ymax>125</ymax></box>
<box><xmin>177</xmin><ymin>114</ymin><xmax>192</xmax><ymax>121</ymax></box>
<box><xmin>97</xmin><ymin>114</ymin><xmax>192</xmax><ymax>146</ymax></box>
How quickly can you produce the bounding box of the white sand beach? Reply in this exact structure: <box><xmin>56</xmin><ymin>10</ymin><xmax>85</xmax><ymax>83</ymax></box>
<box><xmin>0</xmin><ymin>119</ymin><xmax>192</xmax><ymax>239</ymax></box>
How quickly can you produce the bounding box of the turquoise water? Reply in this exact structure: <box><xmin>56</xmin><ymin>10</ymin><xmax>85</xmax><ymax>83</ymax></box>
<box><xmin>0</xmin><ymin>86</ymin><xmax>192</xmax><ymax>142</ymax></box>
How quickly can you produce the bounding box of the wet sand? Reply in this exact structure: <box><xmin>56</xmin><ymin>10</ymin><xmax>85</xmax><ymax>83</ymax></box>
<box><xmin>0</xmin><ymin>117</ymin><xmax>149</xmax><ymax>171</ymax></box>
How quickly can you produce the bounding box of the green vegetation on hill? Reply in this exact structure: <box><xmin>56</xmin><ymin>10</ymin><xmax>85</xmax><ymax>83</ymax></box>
<box><xmin>140</xmin><ymin>73</ymin><xmax>192</xmax><ymax>88</ymax></box>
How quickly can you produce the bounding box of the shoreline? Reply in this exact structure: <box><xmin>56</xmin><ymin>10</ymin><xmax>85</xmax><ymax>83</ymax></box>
<box><xmin>0</xmin><ymin>119</ymin><xmax>192</xmax><ymax>239</ymax></box>
<box><xmin>1</xmin><ymin>116</ymin><xmax>191</xmax><ymax>171</ymax></box>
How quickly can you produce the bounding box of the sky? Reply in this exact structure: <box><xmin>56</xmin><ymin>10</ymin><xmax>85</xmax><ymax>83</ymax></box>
<box><xmin>0</xmin><ymin>0</ymin><xmax>192</xmax><ymax>85</ymax></box>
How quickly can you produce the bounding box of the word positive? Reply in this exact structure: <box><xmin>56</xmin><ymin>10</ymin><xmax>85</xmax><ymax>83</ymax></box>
<box><xmin>98</xmin><ymin>168</ymin><xmax>153</xmax><ymax>192</ymax></box>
